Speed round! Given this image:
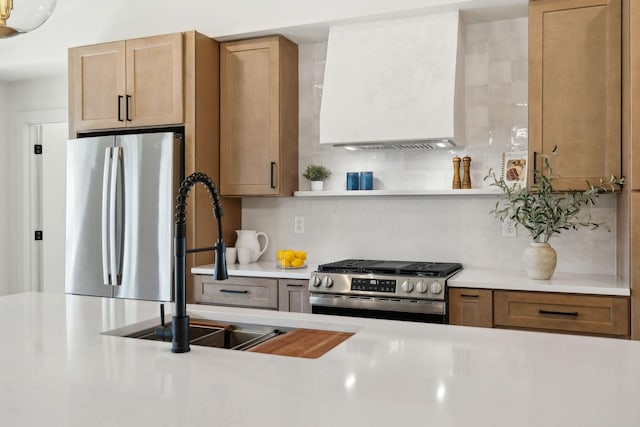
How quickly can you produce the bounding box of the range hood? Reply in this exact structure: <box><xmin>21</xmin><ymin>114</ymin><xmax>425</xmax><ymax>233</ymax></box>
<box><xmin>319</xmin><ymin>11</ymin><xmax>465</xmax><ymax>150</ymax></box>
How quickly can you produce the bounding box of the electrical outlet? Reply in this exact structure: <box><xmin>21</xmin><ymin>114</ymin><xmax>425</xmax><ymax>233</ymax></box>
<box><xmin>294</xmin><ymin>216</ymin><xmax>304</xmax><ymax>234</ymax></box>
<box><xmin>502</xmin><ymin>218</ymin><xmax>517</xmax><ymax>238</ymax></box>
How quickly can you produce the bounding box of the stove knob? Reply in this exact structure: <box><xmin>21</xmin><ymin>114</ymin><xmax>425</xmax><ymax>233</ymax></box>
<box><xmin>322</xmin><ymin>276</ymin><xmax>334</xmax><ymax>288</ymax></box>
<box><xmin>430</xmin><ymin>282</ymin><xmax>443</xmax><ymax>294</ymax></box>
<box><xmin>311</xmin><ymin>276</ymin><xmax>321</xmax><ymax>287</ymax></box>
<box><xmin>415</xmin><ymin>280</ymin><xmax>428</xmax><ymax>293</ymax></box>
<box><xmin>401</xmin><ymin>280</ymin><xmax>414</xmax><ymax>293</ymax></box>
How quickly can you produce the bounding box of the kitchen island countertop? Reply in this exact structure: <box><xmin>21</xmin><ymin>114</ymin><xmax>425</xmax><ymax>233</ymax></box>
<box><xmin>2</xmin><ymin>292</ymin><xmax>640</xmax><ymax>426</ymax></box>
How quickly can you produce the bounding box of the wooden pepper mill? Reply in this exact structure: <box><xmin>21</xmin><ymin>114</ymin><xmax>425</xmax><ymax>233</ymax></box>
<box><xmin>452</xmin><ymin>156</ymin><xmax>461</xmax><ymax>189</ymax></box>
<box><xmin>462</xmin><ymin>156</ymin><xmax>472</xmax><ymax>189</ymax></box>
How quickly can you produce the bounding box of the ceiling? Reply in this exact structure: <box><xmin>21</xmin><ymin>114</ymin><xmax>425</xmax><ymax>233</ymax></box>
<box><xmin>0</xmin><ymin>0</ymin><xmax>527</xmax><ymax>82</ymax></box>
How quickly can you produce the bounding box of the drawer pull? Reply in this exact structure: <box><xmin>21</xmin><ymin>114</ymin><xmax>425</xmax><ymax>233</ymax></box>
<box><xmin>286</xmin><ymin>284</ymin><xmax>303</xmax><ymax>288</ymax></box>
<box><xmin>460</xmin><ymin>294</ymin><xmax>479</xmax><ymax>298</ymax></box>
<box><xmin>539</xmin><ymin>309</ymin><xmax>578</xmax><ymax>317</ymax></box>
<box><xmin>220</xmin><ymin>289</ymin><xmax>249</xmax><ymax>294</ymax></box>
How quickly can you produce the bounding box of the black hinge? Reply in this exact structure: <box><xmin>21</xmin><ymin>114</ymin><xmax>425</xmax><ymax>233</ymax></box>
<box><xmin>34</xmin><ymin>144</ymin><xmax>43</xmax><ymax>155</ymax></box>
<box><xmin>34</xmin><ymin>230</ymin><xmax>43</xmax><ymax>241</ymax></box>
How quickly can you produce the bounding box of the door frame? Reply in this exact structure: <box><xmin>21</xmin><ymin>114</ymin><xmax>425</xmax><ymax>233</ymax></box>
<box><xmin>17</xmin><ymin>109</ymin><xmax>67</xmax><ymax>293</ymax></box>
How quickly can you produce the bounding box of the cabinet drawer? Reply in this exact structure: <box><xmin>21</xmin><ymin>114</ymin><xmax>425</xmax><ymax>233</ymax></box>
<box><xmin>193</xmin><ymin>275</ymin><xmax>278</xmax><ymax>310</ymax></box>
<box><xmin>494</xmin><ymin>291</ymin><xmax>630</xmax><ymax>337</ymax></box>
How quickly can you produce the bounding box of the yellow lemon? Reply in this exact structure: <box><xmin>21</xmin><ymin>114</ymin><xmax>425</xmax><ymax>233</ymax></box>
<box><xmin>291</xmin><ymin>258</ymin><xmax>304</xmax><ymax>268</ymax></box>
<box><xmin>278</xmin><ymin>258</ymin><xmax>288</xmax><ymax>267</ymax></box>
<box><xmin>284</xmin><ymin>249</ymin><xmax>295</xmax><ymax>261</ymax></box>
<box><xmin>276</xmin><ymin>249</ymin><xmax>285</xmax><ymax>260</ymax></box>
<box><xmin>295</xmin><ymin>250</ymin><xmax>307</xmax><ymax>261</ymax></box>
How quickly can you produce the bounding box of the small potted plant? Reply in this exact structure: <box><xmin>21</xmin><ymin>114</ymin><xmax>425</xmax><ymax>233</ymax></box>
<box><xmin>484</xmin><ymin>149</ymin><xmax>621</xmax><ymax>280</ymax></box>
<box><xmin>302</xmin><ymin>164</ymin><xmax>331</xmax><ymax>191</ymax></box>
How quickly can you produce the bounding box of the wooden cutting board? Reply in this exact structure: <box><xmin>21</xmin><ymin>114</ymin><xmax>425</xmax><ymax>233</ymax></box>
<box><xmin>248</xmin><ymin>328</ymin><xmax>354</xmax><ymax>358</ymax></box>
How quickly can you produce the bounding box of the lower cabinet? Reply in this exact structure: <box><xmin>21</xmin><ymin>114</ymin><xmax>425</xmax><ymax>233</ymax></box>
<box><xmin>449</xmin><ymin>288</ymin><xmax>493</xmax><ymax>327</ymax></box>
<box><xmin>278</xmin><ymin>279</ymin><xmax>311</xmax><ymax>313</ymax></box>
<box><xmin>494</xmin><ymin>290</ymin><xmax>630</xmax><ymax>338</ymax></box>
<box><xmin>449</xmin><ymin>288</ymin><xmax>630</xmax><ymax>338</ymax></box>
<box><xmin>192</xmin><ymin>275</ymin><xmax>311</xmax><ymax>313</ymax></box>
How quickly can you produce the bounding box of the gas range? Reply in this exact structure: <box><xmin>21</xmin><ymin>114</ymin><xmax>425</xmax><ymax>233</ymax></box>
<box><xmin>309</xmin><ymin>259</ymin><xmax>462</xmax><ymax>323</ymax></box>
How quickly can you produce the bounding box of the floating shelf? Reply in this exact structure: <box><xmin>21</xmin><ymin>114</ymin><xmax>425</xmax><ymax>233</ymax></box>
<box><xmin>293</xmin><ymin>188</ymin><xmax>503</xmax><ymax>197</ymax></box>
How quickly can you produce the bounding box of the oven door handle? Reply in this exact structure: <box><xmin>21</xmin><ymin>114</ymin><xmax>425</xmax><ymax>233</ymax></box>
<box><xmin>309</xmin><ymin>294</ymin><xmax>446</xmax><ymax>316</ymax></box>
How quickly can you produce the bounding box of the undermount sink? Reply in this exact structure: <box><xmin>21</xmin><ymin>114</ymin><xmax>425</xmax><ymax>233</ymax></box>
<box><xmin>124</xmin><ymin>321</ymin><xmax>290</xmax><ymax>351</ymax></box>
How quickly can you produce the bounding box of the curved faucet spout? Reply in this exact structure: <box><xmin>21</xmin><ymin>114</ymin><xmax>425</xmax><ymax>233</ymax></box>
<box><xmin>173</xmin><ymin>172</ymin><xmax>227</xmax><ymax>353</ymax></box>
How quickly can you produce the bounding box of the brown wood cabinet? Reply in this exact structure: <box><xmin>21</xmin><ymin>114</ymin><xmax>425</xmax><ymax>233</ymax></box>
<box><xmin>528</xmin><ymin>0</ymin><xmax>621</xmax><ymax>191</ymax></box>
<box><xmin>69</xmin><ymin>33</ymin><xmax>184</xmax><ymax>132</ymax></box>
<box><xmin>278</xmin><ymin>279</ymin><xmax>311</xmax><ymax>313</ymax></box>
<box><xmin>220</xmin><ymin>35</ymin><xmax>298</xmax><ymax>196</ymax></box>
<box><xmin>68</xmin><ymin>31</ymin><xmax>242</xmax><ymax>303</ymax></box>
<box><xmin>620</xmin><ymin>0</ymin><xmax>640</xmax><ymax>340</ymax></box>
<box><xmin>449</xmin><ymin>288</ymin><xmax>493</xmax><ymax>327</ymax></box>
<box><xmin>192</xmin><ymin>275</ymin><xmax>278</xmax><ymax>310</ymax></box>
<box><xmin>494</xmin><ymin>290</ymin><xmax>630</xmax><ymax>337</ymax></box>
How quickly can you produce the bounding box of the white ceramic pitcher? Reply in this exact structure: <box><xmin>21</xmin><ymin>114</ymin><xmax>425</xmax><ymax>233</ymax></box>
<box><xmin>235</xmin><ymin>230</ymin><xmax>269</xmax><ymax>263</ymax></box>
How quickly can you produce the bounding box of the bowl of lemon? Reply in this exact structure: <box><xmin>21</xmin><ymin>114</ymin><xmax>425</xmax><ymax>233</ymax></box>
<box><xmin>276</xmin><ymin>249</ymin><xmax>307</xmax><ymax>269</ymax></box>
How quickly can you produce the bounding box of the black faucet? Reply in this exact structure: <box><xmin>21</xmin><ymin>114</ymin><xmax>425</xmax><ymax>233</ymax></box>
<box><xmin>172</xmin><ymin>172</ymin><xmax>228</xmax><ymax>353</ymax></box>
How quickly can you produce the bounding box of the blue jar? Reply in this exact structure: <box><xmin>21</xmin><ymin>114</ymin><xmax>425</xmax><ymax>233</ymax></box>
<box><xmin>346</xmin><ymin>172</ymin><xmax>360</xmax><ymax>190</ymax></box>
<box><xmin>360</xmin><ymin>171</ymin><xmax>373</xmax><ymax>190</ymax></box>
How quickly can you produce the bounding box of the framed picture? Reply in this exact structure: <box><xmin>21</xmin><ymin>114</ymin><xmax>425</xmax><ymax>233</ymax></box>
<box><xmin>501</xmin><ymin>151</ymin><xmax>528</xmax><ymax>187</ymax></box>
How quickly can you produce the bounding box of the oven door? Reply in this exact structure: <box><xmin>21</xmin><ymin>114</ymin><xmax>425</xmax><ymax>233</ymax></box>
<box><xmin>310</xmin><ymin>293</ymin><xmax>447</xmax><ymax>324</ymax></box>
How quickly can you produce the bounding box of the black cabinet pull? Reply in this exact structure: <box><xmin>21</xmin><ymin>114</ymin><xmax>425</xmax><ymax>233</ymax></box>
<box><xmin>539</xmin><ymin>309</ymin><xmax>578</xmax><ymax>317</ymax></box>
<box><xmin>125</xmin><ymin>95</ymin><xmax>132</xmax><ymax>121</ymax></box>
<box><xmin>286</xmin><ymin>284</ymin><xmax>303</xmax><ymax>288</ymax></box>
<box><xmin>220</xmin><ymin>289</ymin><xmax>248</xmax><ymax>294</ymax></box>
<box><xmin>460</xmin><ymin>294</ymin><xmax>479</xmax><ymax>298</ymax></box>
<box><xmin>270</xmin><ymin>161</ymin><xmax>276</xmax><ymax>189</ymax></box>
<box><xmin>117</xmin><ymin>95</ymin><xmax>124</xmax><ymax>122</ymax></box>
<box><xmin>533</xmin><ymin>151</ymin><xmax>538</xmax><ymax>184</ymax></box>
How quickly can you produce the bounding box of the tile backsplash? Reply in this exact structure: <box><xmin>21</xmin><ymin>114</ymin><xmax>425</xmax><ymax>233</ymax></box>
<box><xmin>241</xmin><ymin>16</ymin><xmax>618</xmax><ymax>276</ymax></box>
<box><xmin>299</xmin><ymin>17</ymin><xmax>529</xmax><ymax>191</ymax></box>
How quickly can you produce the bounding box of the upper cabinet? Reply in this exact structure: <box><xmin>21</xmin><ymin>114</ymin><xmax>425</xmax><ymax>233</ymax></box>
<box><xmin>220</xmin><ymin>36</ymin><xmax>299</xmax><ymax>196</ymax></box>
<box><xmin>528</xmin><ymin>0</ymin><xmax>621</xmax><ymax>191</ymax></box>
<box><xmin>69</xmin><ymin>33</ymin><xmax>184</xmax><ymax>132</ymax></box>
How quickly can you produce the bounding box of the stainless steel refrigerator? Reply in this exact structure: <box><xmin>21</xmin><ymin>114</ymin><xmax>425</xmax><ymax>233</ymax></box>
<box><xmin>65</xmin><ymin>132</ymin><xmax>181</xmax><ymax>301</ymax></box>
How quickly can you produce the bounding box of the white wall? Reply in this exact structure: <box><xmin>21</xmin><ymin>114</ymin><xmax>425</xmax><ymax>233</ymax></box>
<box><xmin>0</xmin><ymin>82</ymin><xmax>9</xmax><ymax>292</ymax></box>
<box><xmin>242</xmin><ymin>195</ymin><xmax>617</xmax><ymax>274</ymax></box>
<box><xmin>2</xmin><ymin>75</ymin><xmax>67</xmax><ymax>295</ymax></box>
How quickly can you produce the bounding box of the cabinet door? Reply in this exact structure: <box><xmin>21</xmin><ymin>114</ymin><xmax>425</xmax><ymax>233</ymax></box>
<box><xmin>449</xmin><ymin>288</ymin><xmax>493</xmax><ymax>327</ymax></box>
<box><xmin>278</xmin><ymin>279</ymin><xmax>311</xmax><ymax>313</ymax></box>
<box><xmin>220</xmin><ymin>36</ymin><xmax>298</xmax><ymax>196</ymax></box>
<box><xmin>529</xmin><ymin>0</ymin><xmax>621</xmax><ymax>191</ymax></box>
<box><xmin>70</xmin><ymin>41</ymin><xmax>126</xmax><ymax>131</ymax></box>
<box><xmin>126</xmin><ymin>33</ymin><xmax>184</xmax><ymax>127</ymax></box>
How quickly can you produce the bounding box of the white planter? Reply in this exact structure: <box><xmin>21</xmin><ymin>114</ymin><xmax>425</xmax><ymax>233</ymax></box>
<box><xmin>310</xmin><ymin>181</ymin><xmax>324</xmax><ymax>191</ymax></box>
<box><xmin>523</xmin><ymin>242</ymin><xmax>557</xmax><ymax>280</ymax></box>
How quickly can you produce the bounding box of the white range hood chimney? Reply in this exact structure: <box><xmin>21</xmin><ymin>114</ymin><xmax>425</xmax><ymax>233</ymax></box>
<box><xmin>319</xmin><ymin>11</ymin><xmax>465</xmax><ymax>150</ymax></box>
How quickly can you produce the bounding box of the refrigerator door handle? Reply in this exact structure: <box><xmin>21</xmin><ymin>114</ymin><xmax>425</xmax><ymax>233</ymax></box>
<box><xmin>102</xmin><ymin>148</ymin><xmax>112</xmax><ymax>285</ymax></box>
<box><xmin>109</xmin><ymin>146</ymin><xmax>121</xmax><ymax>286</ymax></box>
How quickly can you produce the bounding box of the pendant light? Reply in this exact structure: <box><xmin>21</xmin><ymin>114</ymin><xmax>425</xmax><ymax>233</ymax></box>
<box><xmin>0</xmin><ymin>0</ymin><xmax>57</xmax><ymax>38</ymax></box>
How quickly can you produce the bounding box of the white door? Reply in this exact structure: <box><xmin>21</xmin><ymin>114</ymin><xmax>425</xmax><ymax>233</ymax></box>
<box><xmin>39</xmin><ymin>123</ymin><xmax>68</xmax><ymax>293</ymax></box>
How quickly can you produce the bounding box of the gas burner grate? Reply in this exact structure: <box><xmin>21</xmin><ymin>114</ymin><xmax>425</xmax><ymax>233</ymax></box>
<box><xmin>318</xmin><ymin>259</ymin><xmax>462</xmax><ymax>277</ymax></box>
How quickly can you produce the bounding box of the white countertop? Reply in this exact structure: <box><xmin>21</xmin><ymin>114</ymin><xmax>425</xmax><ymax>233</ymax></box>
<box><xmin>192</xmin><ymin>260</ymin><xmax>321</xmax><ymax>279</ymax></box>
<box><xmin>449</xmin><ymin>268</ymin><xmax>630</xmax><ymax>296</ymax></box>
<box><xmin>193</xmin><ymin>263</ymin><xmax>630</xmax><ymax>296</ymax></box>
<box><xmin>3</xmin><ymin>292</ymin><xmax>640</xmax><ymax>426</ymax></box>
